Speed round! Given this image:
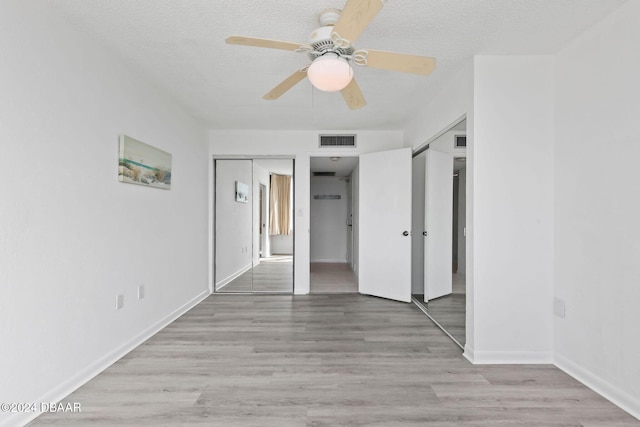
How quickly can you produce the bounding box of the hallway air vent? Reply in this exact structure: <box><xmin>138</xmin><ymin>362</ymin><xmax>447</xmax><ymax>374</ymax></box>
<box><xmin>313</xmin><ymin>171</ymin><xmax>336</xmax><ymax>177</ymax></box>
<box><xmin>455</xmin><ymin>135</ymin><xmax>467</xmax><ymax>148</ymax></box>
<box><xmin>319</xmin><ymin>134</ymin><xmax>356</xmax><ymax>147</ymax></box>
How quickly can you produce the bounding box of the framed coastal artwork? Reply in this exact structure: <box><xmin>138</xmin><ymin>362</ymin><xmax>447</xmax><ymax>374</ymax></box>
<box><xmin>118</xmin><ymin>135</ymin><xmax>172</xmax><ymax>189</ymax></box>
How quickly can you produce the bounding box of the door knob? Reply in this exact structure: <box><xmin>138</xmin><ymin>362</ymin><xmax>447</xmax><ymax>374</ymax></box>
<box><xmin>423</xmin><ymin>231</ymin><xmax>428</xmax><ymax>236</ymax></box>
<box><xmin>402</xmin><ymin>231</ymin><xmax>410</xmax><ymax>236</ymax></box>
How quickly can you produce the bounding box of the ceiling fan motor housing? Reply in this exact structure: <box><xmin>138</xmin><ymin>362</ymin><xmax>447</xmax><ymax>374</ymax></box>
<box><xmin>308</xmin><ymin>25</ymin><xmax>354</xmax><ymax>60</ymax></box>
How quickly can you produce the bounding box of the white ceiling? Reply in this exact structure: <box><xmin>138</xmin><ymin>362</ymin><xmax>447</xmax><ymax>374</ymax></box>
<box><xmin>46</xmin><ymin>0</ymin><xmax>626</xmax><ymax>131</ymax></box>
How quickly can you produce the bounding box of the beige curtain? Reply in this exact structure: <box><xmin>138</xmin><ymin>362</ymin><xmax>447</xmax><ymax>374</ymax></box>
<box><xmin>269</xmin><ymin>174</ymin><xmax>292</xmax><ymax>235</ymax></box>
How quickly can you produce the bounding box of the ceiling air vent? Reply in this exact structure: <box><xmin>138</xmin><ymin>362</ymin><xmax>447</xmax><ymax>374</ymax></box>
<box><xmin>319</xmin><ymin>134</ymin><xmax>356</xmax><ymax>147</ymax></box>
<box><xmin>313</xmin><ymin>171</ymin><xmax>336</xmax><ymax>177</ymax></box>
<box><xmin>455</xmin><ymin>135</ymin><xmax>467</xmax><ymax>148</ymax></box>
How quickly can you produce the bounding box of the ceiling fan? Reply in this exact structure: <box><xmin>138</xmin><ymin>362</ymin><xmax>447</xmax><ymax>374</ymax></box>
<box><xmin>225</xmin><ymin>0</ymin><xmax>436</xmax><ymax>110</ymax></box>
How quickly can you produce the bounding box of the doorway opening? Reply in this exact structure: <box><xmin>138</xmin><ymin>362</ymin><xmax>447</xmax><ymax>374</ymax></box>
<box><xmin>309</xmin><ymin>156</ymin><xmax>359</xmax><ymax>293</ymax></box>
<box><xmin>411</xmin><ymin>118</ymin><xmax>467</xmax><ymax>348</ymax></box>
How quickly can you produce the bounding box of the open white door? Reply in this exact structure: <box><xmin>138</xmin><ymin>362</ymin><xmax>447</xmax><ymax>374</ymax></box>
<box><xmin>359</xmin><ymin>148</ymin><xmax>412</xmax><ymax>303</ymax></box>
<box><xmin>424</xmin><ymin>149</ymin><xmax>454</xmax><ymax>301</ymax></box>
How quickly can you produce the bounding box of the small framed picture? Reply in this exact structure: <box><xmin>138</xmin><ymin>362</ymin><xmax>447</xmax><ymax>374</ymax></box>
<box><xmin>235</xmin><ymin>181</ymin><xmax>249</xmax><ymax>203</ymax></box>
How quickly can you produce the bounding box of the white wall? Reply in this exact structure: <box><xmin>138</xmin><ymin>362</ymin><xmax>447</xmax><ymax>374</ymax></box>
<box><xmin>554</xmin><ymin>0</ymin><xmax>640</xmax><ymax>417</ymax></box>
<box><xmin>215</xmin><ymin>160</ymin><xmax>253</xmax><ymax>287</ymax></box>
<box><xmin>310</xmin><ymin>177</ymin><xmax>349</xmax><ymax>262</ymax></box>
<box><xmin>0</xmin><ymin>2</ymin><xmax>209</xmax><ymax>426</ymax></box>
<box><xmin>270</xmin><ymin>235</ymin><xmax>293</xmax><ymax>255</ymax></box>
<box><xmin>472</xmin><ymin>55</ymin><xmax>555</xmax><ymax>363</ymax></box>
<box><xmin>209</xmin><ymin>130</ymin><xmax>403</xmax><ymax>294</ymax></box>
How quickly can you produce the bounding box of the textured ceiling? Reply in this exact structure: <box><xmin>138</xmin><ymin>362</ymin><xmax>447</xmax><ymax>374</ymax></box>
<box><xmin>46</xmin><ymin>0</ymin><xmax>626</xmax><ymax>130</ymax></box>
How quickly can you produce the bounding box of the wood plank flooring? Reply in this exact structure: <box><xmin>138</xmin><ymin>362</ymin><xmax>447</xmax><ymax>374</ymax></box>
<box><xmin>413</xmin><ymin>273</ymin><xmax>467</xmax><ymax>347</ymax></box>
<box><xmin>414</xmin><ymin>293</ymin><xmax>466</xmax><ymax>347</ymax></box>
<box><xmin>217</xmin><ymin>255</ymin><xmax>293</xmax><ymax>293</ymax></box>
<box><xmin>29</xmin><ymin>295</ymin><xmax>639</xmax><ymax>426</ymax></box>
<box><xmin>310</xmin><ymin>263</ymin><xmax>358</xmax><ymax>293</ymax></box>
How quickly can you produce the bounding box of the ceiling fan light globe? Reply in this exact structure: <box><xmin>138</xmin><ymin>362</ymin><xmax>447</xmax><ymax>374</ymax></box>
<box><xmin>307</xmin><ymin>53</ymin><xmax>353</xmax><ymax>92</ymax></box>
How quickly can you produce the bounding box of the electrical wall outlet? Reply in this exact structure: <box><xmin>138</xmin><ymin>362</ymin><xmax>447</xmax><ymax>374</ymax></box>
<box><xmin>553</xmin><ymin>297</ymin><xmax>566</xmax><ymax>318</ymax></box>
<box><xmin>138</xmin><ymin>285</ymin><xmax>145</xmax><ymax>300</ymax></box>
<box><xmin>116</xmin><ymin>294</ymin><xmax>124</xmax><ymax>310</ymax></box>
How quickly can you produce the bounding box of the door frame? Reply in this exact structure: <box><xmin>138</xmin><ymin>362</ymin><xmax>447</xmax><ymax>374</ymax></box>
<box><xmin>308</xmin><ymin>155</ymin><xmax>359</xmax><ymax>293</ymax></box>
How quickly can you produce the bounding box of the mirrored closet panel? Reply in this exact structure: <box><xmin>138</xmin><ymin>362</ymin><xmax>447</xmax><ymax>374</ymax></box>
<box><xmin>214</xmin><ymin>158</ymin><xmax>294</xmax><ymax>293</ymax></box>
<box><xmin>411</xmin><ymin>119</ymin><xmax>466</xmax><ymax>348</ymax></box>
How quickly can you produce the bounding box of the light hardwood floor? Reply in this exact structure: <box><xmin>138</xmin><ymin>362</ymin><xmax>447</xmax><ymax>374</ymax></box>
<box><xmin>216</xmin><ymin>255</ymin><xmax>293</xmax><ymax>293</ymax></box>
<box><xmin>310</xmin><ymin>262</ymin><xmax>358</xmax><ymax>293</ymax></box>
<box><xmin>29</xmin><ymin>295</ymin><xmax>639</xmax><ymax>426</ymax></box>
<box><xmin>414</xmin><ymin>273</ymin><xmax>467</xmax><ymax>347</ymax></box>
<box><xmin>414</xmin><ymin>293</ymin><xmax>466</xmax><ymax>347</ymax></box>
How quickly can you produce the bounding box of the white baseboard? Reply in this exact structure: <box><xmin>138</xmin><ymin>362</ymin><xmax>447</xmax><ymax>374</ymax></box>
<box><xmin>463</xmin><ymin>346</ymin><xmax>553</xmax><ymax>364</ymax></box>
<box><xmin>463</xmin><ymin>345</ymin><xmax>475</xmax><ymax>363</ymax></box>
<box><xmin>555</xmin><ymin>353</ymin><xmax>640</xmax><ymax>421</ymax></box>
<box><xmin>3</xmin><ymin>289</ymin><xmax>210</xmax><ymax>427</ymax></box>
<box><xmin>310</xmin><ymin>259</ymin><xmax>348</xmax><ymax>263</ymax></box>
<box><xmin>215</xmin><ymin>263</ymin><xmax>252</xmax><ymax>289</ymax></box>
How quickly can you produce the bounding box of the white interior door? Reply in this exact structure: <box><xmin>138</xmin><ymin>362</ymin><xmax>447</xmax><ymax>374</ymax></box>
<box><xmin>424</xmin><ymin>149</ymin><xmax>454</xmax><ymax>301</ymax></box>
<box><xmin>359</xmin><ymin>148</ymin><xmax>412</xmax><ymax>303</ymax></box>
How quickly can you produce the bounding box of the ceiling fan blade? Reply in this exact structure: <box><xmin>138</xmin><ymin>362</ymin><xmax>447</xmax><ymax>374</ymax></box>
<box><xmin>263</xmin><ymin>69</ymin><xmax>308</xmax><ymax>101</ymax></box>
<box><xmin>358</xmin><ymin>49</ymin><xmax>436</xmax><ymax>75</ymax></box>
<box><xmin>332</xmin><ymin>0</ymin><xmax>384</xmax><ymax>48</ymax></box>
<box><xmin>341</xmin><ymin>78</ymin><xmax>367</xmax><ymax>110</ymax></box>
<box><xmin>226</xmin><ymin>36</ymin><xmax>309</xmax><ymax>52</ymax></box>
